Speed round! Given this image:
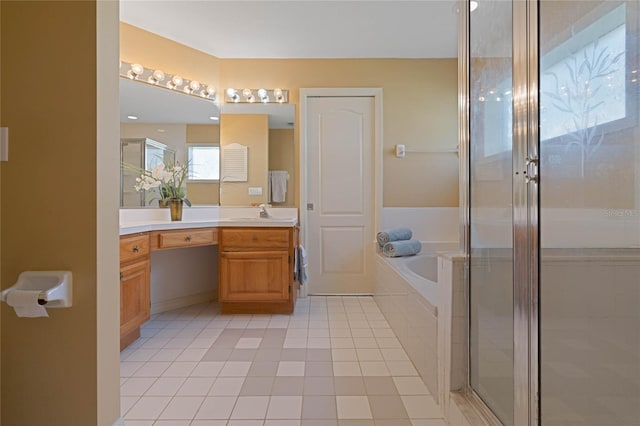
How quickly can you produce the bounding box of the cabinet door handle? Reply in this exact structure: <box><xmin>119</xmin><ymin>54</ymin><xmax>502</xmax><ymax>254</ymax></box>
<box><xmin>132</xmin><ymin>245</ymin><xmax>140</xmax><ymax>253</ymax></box>
<box><xmin>185</xmin><ymin>235</ymin><xmax>192</xmax><ymax>242</ymax></box>
<box><xmin>252</xmin><ymin>235</ymin><xmax>258</xmax><ymax>241</ymax></box>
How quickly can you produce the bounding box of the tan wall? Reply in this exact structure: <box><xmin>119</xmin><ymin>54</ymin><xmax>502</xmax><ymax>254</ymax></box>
<box><xmin>1</xmin><ymin>2</ymin><xmax>119</xmax><ymax>425</ymax></box>
<box><xmin>186</xmin><ymin>125</ymin><xmax>220</xmax><ymax>205</ymax></box>
<box><xmin>120</xmin><ymin>22</ymin><xmax>220</xmax><ymax>91</ymax></box>
<box><xmin>269</xmin><ymin>129</ymin><xmax>295</xmax><ymax>206</ymax></box>
<box><xmin>219</xmin><ymin>114</ymin><xmax>269</xmax><ymax>205</ymax></box>
<box><xmin>220</xmin><ymin>59</ymin><xmax>459</xmax><ymax>208</ymax></box>
<box><xmin>120</xmin><ymin>25</ymin><xmax>459</xmax><ymax>208</ymax></box>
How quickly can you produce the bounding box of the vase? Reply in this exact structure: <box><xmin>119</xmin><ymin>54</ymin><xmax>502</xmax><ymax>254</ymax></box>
<box><xmin>158</xmin><ymin>199</ymin><xmax>169</xmax><ymax>208</ymax></box>
<box><xmin>169</xmin><ymin>198</ymin><xmax>183</xmax><ymax>221</ymax></box>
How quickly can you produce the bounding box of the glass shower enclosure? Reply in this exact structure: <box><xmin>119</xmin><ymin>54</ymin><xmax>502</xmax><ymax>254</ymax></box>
<box><xmin>465</xmin><ymin>0</ymin><xmax>639</xmax><ymax>424</ymax></box>
<box><xmin>120</xmin><ymin>138</ymin><xmax>176</xmax><ymax>207</ymax></box>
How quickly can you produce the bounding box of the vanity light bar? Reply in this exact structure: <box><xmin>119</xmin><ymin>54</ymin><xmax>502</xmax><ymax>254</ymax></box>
<box><xmin>119</xmin><ymin>60</ymin><xmax>217</xmax><ymax>102</ymax></box>
<box><xmin>224</xmin><ymin>88</ymin><xmax>289</xmax><ymax>104</ymax></box>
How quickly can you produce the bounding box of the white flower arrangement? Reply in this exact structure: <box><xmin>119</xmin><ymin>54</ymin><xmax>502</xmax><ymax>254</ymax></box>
<box><xmin>131</xmin><ymin>161</ymin><xmax>192</xmax><ymax>207</ymax></box>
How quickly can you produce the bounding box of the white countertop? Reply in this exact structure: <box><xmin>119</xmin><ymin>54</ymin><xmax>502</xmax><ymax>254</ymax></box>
<box><xmin>120</xmin><ymin>206</ymin><xmax>298</xmax><ymax>235</ymax></box>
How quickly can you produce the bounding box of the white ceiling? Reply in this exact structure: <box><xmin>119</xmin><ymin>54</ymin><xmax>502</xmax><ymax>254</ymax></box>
<box><xmin>119</xmin><ymin>0</ymin><xmax>459</xmax><ymax>59</ymax></box>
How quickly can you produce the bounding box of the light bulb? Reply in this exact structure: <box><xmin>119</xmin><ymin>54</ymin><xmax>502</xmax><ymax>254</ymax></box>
<box><xmin>205</xmin><ymin>86</ymin><xmax>216</xmax><ymax>96</ymax></box>
<box><xmin>226</xmin><ymin>88</ymin><xmax>237</xmax><ymax>97</ymax></box>
<box><xmin>151</xmin><ymin>70</ymin><xmax>165</xmax><ymax>82</ymax></box>
<box><xmin>189</xmin><ymin>80</ymin><xmax>201</xmax><ymax>91</ymax></box>
<box><xmin>247</xmin><ymin>95</ymin><xmax>256</xmax><ymax>103</ymax></box>
<box><xmin>257</xmin><ymin>89</ymin><xmax>269</xmax><ymax>102</ymax></box>
<box><xmin>274</xmin><ymin>88</ymin><xmax>284</xmax><ymax>102</ymax></box>
<box><xmin>171</xmin><ymin>75</ymin><xmax>183</xmax><ymax>88</ymax></box>
<box><xmin>130</xmin><ymin>63</ymin><xmax>144</xmax><ymax>76</ymax></box>
<box><xmin>242</xmin><ymin>88</ymin><xmax>253</xmax><ymax>99</ymax></box>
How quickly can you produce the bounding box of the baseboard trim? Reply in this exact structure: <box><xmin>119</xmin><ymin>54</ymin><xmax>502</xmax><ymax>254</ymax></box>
<box><xmin>150</xmin><ymin>292</ymin><xmax>215</xmax><ymax>315</ymax></box>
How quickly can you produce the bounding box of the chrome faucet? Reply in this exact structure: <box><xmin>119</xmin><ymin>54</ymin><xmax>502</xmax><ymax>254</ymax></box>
<box><xmin>259</xmin><ymin>204</ymin><xmax>271</xmax><ymax>218</ymax></box>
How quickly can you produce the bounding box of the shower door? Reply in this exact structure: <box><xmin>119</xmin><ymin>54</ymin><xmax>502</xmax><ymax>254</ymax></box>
<box><xmin>468</xmin><ymin>0</ymin><xmax>516</xmax><ymax>424</ymax></box>
<box><xmin>467</xmin><ymin>0</ymin><xmax>640</xmax><ymax>424</ymax></box>
<box><xmin>538</xmin><ymin>1</ymin><xmax>640</xmax><ymax>425</ymax></box>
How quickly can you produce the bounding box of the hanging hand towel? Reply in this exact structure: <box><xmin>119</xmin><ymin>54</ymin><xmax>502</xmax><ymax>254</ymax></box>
<box><xmin>269</xmin><ymin>170</ymin><xmax>289</xmax><ymax>203</ymax></box>
<box><xmin>376</xmin><ymin>227</ymin><xmax>413</xmax><ymax>248</ymax></box>
<box><xmin>382</xmin><ymin>239</ymin><xmax>422</xmax><ymax>257</ymax></box>
<box><xmin>296</xmin><ymin>245</ymin><xmax>308</xmax><ymax>285</ymax></box>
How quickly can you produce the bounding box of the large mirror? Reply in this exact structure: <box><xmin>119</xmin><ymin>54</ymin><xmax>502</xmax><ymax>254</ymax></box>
<box><xmin>219</xmin><ymin>103</ymin><xmax>295</xmax><ymax>207</ymax></box>
<box><xmin>119</xmin><ymin>78</ymin><xmax>295</xmax><ymax>207</ymax></box>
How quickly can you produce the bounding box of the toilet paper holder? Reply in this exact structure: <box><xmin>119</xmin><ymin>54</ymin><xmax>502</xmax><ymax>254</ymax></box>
<box><xmin>1</xmin><ymin>271</ymin><xmax>72</xmax><ymax>308</ymax></box>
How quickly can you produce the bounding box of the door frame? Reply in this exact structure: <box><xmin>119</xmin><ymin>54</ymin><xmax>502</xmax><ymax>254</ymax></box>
<box><xmin>299</xmin><ymin>88</ymin><xmax>384</xmax><ymax>297</ymax></box>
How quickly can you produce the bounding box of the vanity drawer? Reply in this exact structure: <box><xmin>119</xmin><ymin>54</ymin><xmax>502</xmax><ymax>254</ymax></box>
<box><xmin>221</xmin><ymin>228</ymin><xmax>290</xmax><ymax>250</ymax></box>
<box><xmin>120</xmin><ymin>233</ymin><xmax>150</xmax><ymax>263</ymax></box>
<box><xmin>152</xmin><ymin>228</ymin><xmax>218</xmax><ymax>250</ymax></box>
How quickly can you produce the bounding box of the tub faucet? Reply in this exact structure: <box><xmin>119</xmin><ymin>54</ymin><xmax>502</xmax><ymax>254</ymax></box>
<box><xmin>259</xmin><ymin>204</ymin><xmax>271</xmax><ymax>218</ymax></box>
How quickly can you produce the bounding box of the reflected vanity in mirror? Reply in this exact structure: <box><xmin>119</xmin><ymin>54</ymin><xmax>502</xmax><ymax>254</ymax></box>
<box><xmin>119</xmin><ymin>78</ymin><xmax>296</xmax><ymax>208</ymax></box>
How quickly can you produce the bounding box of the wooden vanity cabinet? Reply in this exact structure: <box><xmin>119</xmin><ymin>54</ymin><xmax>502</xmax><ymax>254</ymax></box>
<box><xmin>219</xmin><ymin>227</ymin><xmax>296</xmax><ymax>314</ymax></box>
<box><xmin>119</xmin><ymin>233</ymin><xmax>150</xmax><ymax>350</ymax></box>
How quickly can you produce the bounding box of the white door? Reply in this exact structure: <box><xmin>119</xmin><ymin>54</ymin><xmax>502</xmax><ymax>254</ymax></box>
<box><xmin>306</xmin><ymin>96</ymin><xmax>375</xmax><ymax>294</ymax></box>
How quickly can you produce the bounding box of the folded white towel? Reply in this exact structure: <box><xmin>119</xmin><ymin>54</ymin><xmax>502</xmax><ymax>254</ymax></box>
<box><xmin>270</xmin><ymin>170</ymin><xmax>288</xmax><ymax>203</ymax></box>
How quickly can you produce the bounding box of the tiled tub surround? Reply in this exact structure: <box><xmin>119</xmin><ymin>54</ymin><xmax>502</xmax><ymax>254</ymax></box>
<box><xmin>381</xmin><ymin>207</ymin><xmax>459</xmax><ymax>245</ymax></box>
<box><xmin>373</xmin><ymin>244</ymin><xmax>457</xmax><ymax>405</ymax></box>
<box><xmin>120</xmin><ymin>296</ymin><xmax>447</xmax><ymax>425</ymax></box>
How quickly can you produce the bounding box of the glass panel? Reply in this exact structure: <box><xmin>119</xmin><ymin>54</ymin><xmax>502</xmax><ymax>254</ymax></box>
<box><xmin>540</xmin><ymin>1</ymin><xmax>640</xmax><ymax>424</ymax></box>
<box><xmin>468</xmin><ymin>0</ymin><xmax>514</xmax><ymax>424</ymax></box>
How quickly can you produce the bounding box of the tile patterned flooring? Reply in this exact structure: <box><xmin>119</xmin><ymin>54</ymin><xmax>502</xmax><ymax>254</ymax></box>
<box><xmin>120</xmin><ymin>296</ymin><xmax>446</xmax><ymax>426</ymax></box>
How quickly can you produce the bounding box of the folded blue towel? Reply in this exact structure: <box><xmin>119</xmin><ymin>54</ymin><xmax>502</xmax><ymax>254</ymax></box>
<box><xmin>382</xmin><ymin>239</ymin><xmax>422</xmax><ymax>257</ymax></box>
<box><xmin>376</xmin><ymin>227</ymin><xmax>412</xmax><ymax>247</ymax></box>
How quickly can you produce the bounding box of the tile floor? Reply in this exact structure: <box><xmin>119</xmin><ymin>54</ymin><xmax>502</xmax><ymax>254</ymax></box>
<box><xmin>120</xmin><ymin>296</ymin><xmax>446</xmax><ymax>426</ymax></box>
